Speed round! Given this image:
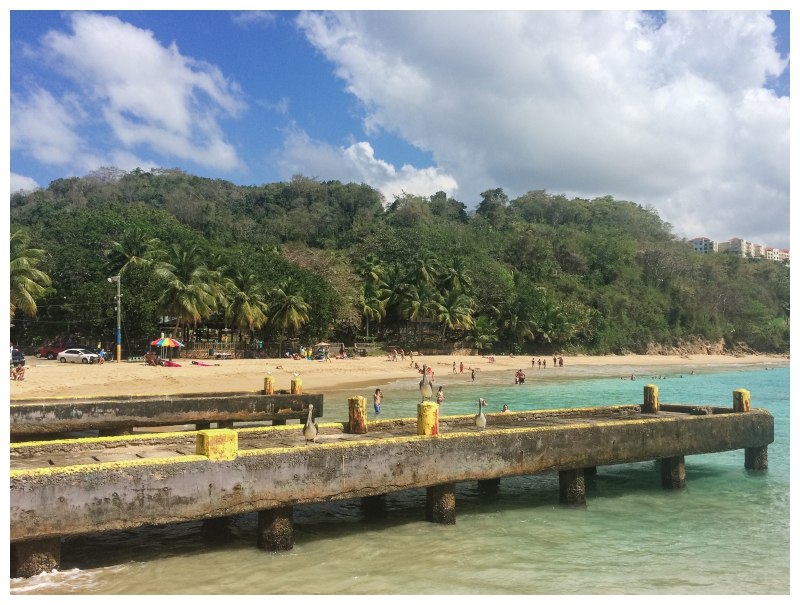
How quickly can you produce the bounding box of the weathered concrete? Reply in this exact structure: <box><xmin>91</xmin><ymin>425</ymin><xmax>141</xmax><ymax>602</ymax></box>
<box><xmin>745</xmin><ymin>446</ymin><xmax>768</xmax><ymax>470</ymax></box>
<box><xmin>559</xmin><ymin>468</ymin><xmax>586</xmax><ymax>506</ymax></box>
<box><xmin>10</xmin><ymin>406</ymin><xmax>774</xmax><ymax>543</ymax></box>
<box><xmin>426</xmin><ymin>483</ymin><xmax>456</xmax><ymax>524</ymax></box>
<box><xmin>10</xmin><ymin>392</ymin><xmax>323</xmax><ymax>435</ymax></box>
<box><xmin>11</xmin><ymin>537</ymin><xmax>60</xmax><ymax>577</ymax></box>
<box><xmin>661</xmin><ymin>456</ymin><xmax>686</xmax><ymax>489</ymax></box>
<box><xmin>257</xmin><ymin>506</ymin><xmax>293</xmax><ymax>551</ymax></box>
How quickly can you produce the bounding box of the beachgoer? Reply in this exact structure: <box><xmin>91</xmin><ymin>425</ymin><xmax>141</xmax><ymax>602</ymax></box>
<box><xmin>501</xmin><ymin>404</ymin><xmax>509</xmax><ymax>413</ymax></box>
<box><xmin>543</xmin><ymin>359</ymin><xmax>546</xmax><ymax>368</ymax></box>
<box><xmin>374</xmin><ymin>389</ymin><xmax>383</xmax><ymax>415</ymax></box>
<box><xmin>691</xmin><ymin>371</ymin><xmax>695</xmax><ymax>375</ymax></box>
<box><xmin>553</xmin><ymin>356</ymin><xmax>557</xmax><ymax>367</ymax></box>
<box><xmin>393</xmin><ymin>349</ymin><xmax>398</xmax><ymax>361</ymax></box>
<box><xmin>436</xmin><ymin>386</ymin><xmax>444</xmax><ymax>405</ymax></box>
<box><xmin>559</xmin><ymin>356</ymin><xmax>563</xmax><ymax>367</ymax></box>
<box><xmin>14</xmin><ymin>364</ymin><xmax>26</xmax><ymax>381</ymax></box>
<box><xmin>453</xmin><ymin>361</ymin><xmax>457</xmax><ymax>374</ymax></box>
<box><xmin>471</xmin><ymin>368</ymin><xmax>475</xmax><ymax>381</ymax></box>
<box><xmin>631</xmin><ymin>374</ymin><xmax>636</xmax><ymax>381</ymax></box>
<box><xmin>519</xmin><ymin>370</ymin><xmax>525</xmax><ymax>385</ymax></box>
<box><xmin>537</xmin><ymin>359</ymin><xmax>541</xmax><ymax>369</ymax></box>
<box><xmin>98</xmin><ymin>348</ymin><xmax>105</xmax><ymax>365</ymax></box>
<box><xmin>514</xmin><ymin>370</ymin><xmax>519</xmax><ymax>384</ymax></box>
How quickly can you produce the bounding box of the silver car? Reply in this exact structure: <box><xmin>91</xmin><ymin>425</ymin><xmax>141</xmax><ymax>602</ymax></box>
<box><xmin>57</xmin><ymin>348</ymin><xmax>99</xmax><ymax>364</ymax></box>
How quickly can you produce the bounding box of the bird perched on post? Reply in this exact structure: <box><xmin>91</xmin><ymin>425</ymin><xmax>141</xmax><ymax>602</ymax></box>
<box><xmin>419</xmin><ymin>364</ymin><xmax>433</xmax><ymax>402</ymax></box>
<box><xmin>475</xmin><ymin>398</ymin><xmax>487</xmax><ymax>429</ymax></box>
<box><xmin>303</xmin><ymin>404</ymin><xmax>318</xmax><ymax>444</ymax></box>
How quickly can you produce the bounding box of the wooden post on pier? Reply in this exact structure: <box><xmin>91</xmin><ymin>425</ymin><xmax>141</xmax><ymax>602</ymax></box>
<box><xmin>643</xmin><ymin>384</ymin><xmax>659</xmax><ymax>413</ymax></box>
<box><xmin>257</xmin><ymin>506</ymin><xmax>293</xmax><ymax>551</ymax></box>
<box><xmin>291</xmin><ymin>378</ymin><xmax>302</xmax><ymax>394</ymax></box>
<box><xmin>661</xmin><ymin>456</ymin><xmax>686</xmax><ymax>489</ymax></box>
<box><xmin>426</xmin><ymin>482</ymin><xmax>456</xmax><ymax>524</ymax></box>
<box><xmin>417</xmin><ymin>401</ymin><xmax>439</xmax><ymax>435</ymax></box>
<box><xmin>11</xmin><ymin>538</ymin><xmax>61</xmax><ymax>578</ymax></box>
<box><xmin>559</xmin><ymin>468</ymin><xmax>586</xmax><ymax>506</ymax></box>
<box><xmin>733</xmin><ymin>389</ymin><xmax>751</xmax><ymax>412</ymax></box>
<box><xmin>264</xmin><ymin>375</ymin><xmax>275</xmax><ymax>395</ymax></box>
<box><xmin>348</xmin><ymin>395</ymin><xmax>368</xmax><ymax>434</ymax></box>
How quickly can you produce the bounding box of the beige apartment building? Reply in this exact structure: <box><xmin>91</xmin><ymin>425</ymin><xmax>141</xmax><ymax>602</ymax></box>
<box><xmin>691</xmin><ymin>237</ymin><xmax>788</xmax><ymax>263</ymax></box>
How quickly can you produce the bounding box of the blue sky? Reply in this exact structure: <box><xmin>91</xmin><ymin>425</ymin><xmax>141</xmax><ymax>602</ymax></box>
<box><xmin>8</xmin><ymin>10</ymin><xmax>791</xmax><ymax>248</ymax></box>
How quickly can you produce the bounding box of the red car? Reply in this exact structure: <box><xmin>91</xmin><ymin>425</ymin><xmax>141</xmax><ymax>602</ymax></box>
<box><xmin>38</xmin><ymin>344</ymin><xmax>67</xmax><ymax>360</ymax></box>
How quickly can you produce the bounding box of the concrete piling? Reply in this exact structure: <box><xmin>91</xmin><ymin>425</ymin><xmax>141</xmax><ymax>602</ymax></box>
<box><xmin>733</xmin><ymin>389</ymin><xmax>751</xmax><ymax>413</ymax></box>
<box><xmin>661</xmin><ymin>456</ymin><xmax>686</xmax><ymax>489</ymax></box>
<box><xmin>11</xmin><ymin>538</ymin><xmax>61</xmax><ymax>578</ymax></box>
<box><xmin>196</xmin><ymin>429</ymin><xmax>238</xmax><ymax>461</ymax></box>
<box><xmin>477</xmin><ymin>478</ymin><xmax>501</xmax><ymax>493</ymax></box>
<box><xmin>195</xmin><ymin>421</ymin><xmax>211</xmax><ymax>431</ymax></box>
<box><xmin>426</xmin><ymin>482</ymin><xmax>456</xmax><ymax>524</ymax></box>
<box><xmin>643</xmin><ymin>384</ymin><xmax>659</xmax><ymax>414</ymax></box>
<box><xmin>264</xmin><ymin>375</ymin><xmax>275</xmax><ymax>395</ymax></box>
<box><xmin>361</xmin><ymin>494</ymin><xmax>386</xmax><ymax>520</ymax></box>
<box><xmin>291</xmin><ymin>378</ymin><xmax>302</xmax><ymax>395</ymax></box>
<box><xmin>745</xmin><ymin>446</ymin><xmax>768</xmax><ymax>470</ymax></box>
<box><xmin>348</xmin><ymin>396</ymin><xmax>368</xmax><ymax>434</ymax></box>
<box><xmin>99</xmin><ymin>427</ymin><xmax>133</xmax><ymax>437</ymax></box>
<box><xmin>584</xmin><ymin>466</ymin><xmax>597</xmax><ymax>476</ymax></box>
<box><xmin>417</xmin><ymin>401</ymin><xmax>439</xmax><ymax>435</ymax></box>
<box><xmin>272</xmin><ymin>419</ymin><xmax>287</xmax><ymax>426</ymax></box>
<box><xmin>559</xmin><ymin>468</ymin><xmax>586</xmax><ymax>506</ymax></box>
<box><xmin>257</xmin><ymin>506</ymin><xmax>294</xmax><ymax>551</ymax></box>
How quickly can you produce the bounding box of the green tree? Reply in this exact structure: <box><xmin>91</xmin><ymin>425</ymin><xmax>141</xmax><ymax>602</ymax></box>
<box><xmin>10</xmin><ymin>227</ymin><xmax>51</xmax><ymax>320</ymax></box>
<box><xmin>225</xmin><ymin>272</ymin><xmax>269</xmax><ymax>340</ymax></box>
<box><xmin>437</xmin><ymin>289</ymin><xmax>475</xmax><ymax>339</ymax></box>
<box><xmin>269</xmin><ymin>277</ymin><xmax>311</xmax><ymax>336</ymax></box>
<box><xmin>104</xmin><ymin>226</ymin><xmax>163</xmax><ymax>274</ymax></box>
<box><xmin>465</xmin><ymin>315</ymin><xmax>498</xmax><ymax>352</ymax></box>
<box><xmin>359</xmin><ymin>279</ymin><xmax>388</xmax><ymax>338</ymax></box>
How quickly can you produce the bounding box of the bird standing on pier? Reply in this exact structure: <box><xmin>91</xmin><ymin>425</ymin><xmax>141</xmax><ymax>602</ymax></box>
<box><xmin>303</xmin><ymin>404</ymin><xmax>318</xmax><ymax>444</ymax></box>
<box><xmin>419</xmin><ymin>364</ymin><xmax>433</xmax><ymax>402</ymax></box>
<box><xmin>475</xmin><ymin>398</ymin><xmax>487</xmax><ymax>429</ymax></box>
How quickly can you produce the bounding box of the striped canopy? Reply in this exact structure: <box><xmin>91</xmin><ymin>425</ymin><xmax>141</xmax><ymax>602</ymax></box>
<box><xmin>151</xmin><ymin>338</ymin><xmax>184</xmax><ymax>347</ymax></box>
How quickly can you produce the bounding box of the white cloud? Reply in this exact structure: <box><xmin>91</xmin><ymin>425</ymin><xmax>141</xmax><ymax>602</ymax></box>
<box><xmin>276</xmin><ymin>127</ymin><xmax>458</xmax><ymax>203</ymax></box>
<box><xmin>297</xmin><ymin>10</ymin><xmax>790</xmax><ymax>247</ymax></box>
<box><xmin>11</xmin><ymin>88</ymin><xmax>83</xmax><ymax>165</ymax></box>
<box><xmin>33</xmin><ymin>12</ymin><xmax>245</xmax><ymax>171</ymax></box>
<box><xmin>10</xmin><ymin>173</ymin><xmax>40</xmax><ymax>194</ymax></box>
<box><xmin>232</xmin><ymin>11</ymin><xmax>276</xmax><ymax>28</ymax></box>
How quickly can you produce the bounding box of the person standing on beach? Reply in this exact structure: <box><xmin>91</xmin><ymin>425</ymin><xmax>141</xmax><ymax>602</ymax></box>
<box><xmin>437</xmin><ymin>386</ymin><xmax>444</xmax><ymax>406</ymax></box>
<box><xmin>373</xmin><ymin>389</ymin><xmax>383</xmax><ymax>415</ymax></box>
<box><xmin>453</xmin><ymin>361</ymin><xmax>457</xmax><ymax>374</ymax></box>
<box><xmin>559</xmin><ymin>356</ymin><xmax>563</xmax><ymax>367</ymax></box>
<box><xmin>471</xmin><ymin>368</ymin><xmax>475</xmax><ymax>381</ymax></box>
<box><xmin>537</xmin><ymin>359</ymin><xmax>541</xmax><ymax>369</ymax></box>
<box><xmin>460</xmin><ymin>362</ymin><xmax>464</xmax><ymax>374</ymax></box>
<box><xmin>553</xmin><ymin>355</ymin><xmax>557</xmax><ymax>367</ymax></box>
<box><xmin>543</xmin><ymin>359</ymin><xmax>546</xmax><ymax>368</ymax></box>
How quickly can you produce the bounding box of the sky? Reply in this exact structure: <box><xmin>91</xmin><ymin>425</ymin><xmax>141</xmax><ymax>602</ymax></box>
<box><xmin>8</xmin><ymin>9</ymin><xmax>791</xmax><ymax>248</ymax></box>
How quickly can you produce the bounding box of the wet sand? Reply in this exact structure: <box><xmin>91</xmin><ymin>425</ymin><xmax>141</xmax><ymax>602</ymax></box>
<box><xmin>9</xmin><ymin>352</ymin><xmax>789</xmax><ymax>399</ymax></box>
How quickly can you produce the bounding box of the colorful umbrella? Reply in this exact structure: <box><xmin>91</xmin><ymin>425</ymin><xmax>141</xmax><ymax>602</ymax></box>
<box><xmin>151</xmin><ymin>338</ymin><xmax>184</xmax><ymax>347</ymax></box>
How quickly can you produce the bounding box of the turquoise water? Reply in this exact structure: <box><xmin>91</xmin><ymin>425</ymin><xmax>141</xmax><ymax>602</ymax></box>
<box><xmin>11</xmin><ymin>365</ymin><xmax>789</xmax><ymax>594</ymax></box>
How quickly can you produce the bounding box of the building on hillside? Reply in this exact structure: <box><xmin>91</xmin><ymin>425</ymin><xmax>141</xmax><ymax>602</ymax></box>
<box><xmin>764</xmin><ymin>247</ymin><xmax>778</xmax><ymax>261</ymax></box>
<box><xmin>690</xmin><ymin>237</ymin><xmax>718</xmax><ymax>253</ymax></box>
<box><xmin>778</xmin><ymin>249</ymin><xmax>790</xmax><ymax>263</ymax></box>
<box><xmin>752</xmin><ymin>243</ymin><xmax>764</xmax><ymax>258</ymax></box>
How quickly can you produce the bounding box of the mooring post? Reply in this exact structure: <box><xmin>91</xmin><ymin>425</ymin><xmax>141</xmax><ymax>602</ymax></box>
<box><xmin>732</xmin><ymin>388</ymin><xmax>766</xmax><ymax>469</ymax></box>
<box><xmin>417</xmin><ymin>401</ymin><xmax>439</xmax><ymax>435</ymax></box>
<box><xmin>196</xmin><ymin>428</ymin><xmax>238</xmax><ymax>460</ymax></box>
<box><xmin>426</xmin><ymin>482</ymin><xmax>456</xmax><ymax>524</ymax></box>
<box><xmin>348</xmin><ymin>395</ymin><xmax>368</xmax><ymax>434</ymax></box>
<box><xmin>99</xmin><ymin>427</ymin><xmax>134</xmax><ymax>437</ymax></box>
<box><xmin>559</xmin><ymin>468</ymin><xmax>586</xmax><ymax>506</ymax></box>
<box><xmin>733</xmin><ymin>388</ymin><xmax>751</xmax><ymax>412</ymax></box>
<box><xmin>264</xmin><ymin>375</ymin><xmax>275</xmax><ymax>395</ymax></box>
<box><xmin>661</xmin><ymin>455</ymin><xmax>686</xmax><ymax>489</ymax></box>
<box><xmin>257</xmin><ymin>506</ymin><xmax>294</xmax><ymax>550</ymax></box>
<box><xmin>291</xmin><ymin>378</ymin><xmax>302</xmax><ymax>394</ymax></box>
<box><xmin>643</xmin><ymin>384</ymin><xmax>659</xmax><ymax>414</ymax></box>
<box><xmin>11</xmin><ymin>538</ymin><xmax>61</xmax><ymax>578</ymax></box>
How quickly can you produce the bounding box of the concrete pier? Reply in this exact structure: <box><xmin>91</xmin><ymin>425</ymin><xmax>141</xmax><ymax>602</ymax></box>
<box><xmin>426</xmin><ymin>483</ymin><xmax>456</xmax><ymax>524</ymax></box>
<box><xmin>11</xmin><ymin>538</ymin><xmax>60</xmax><ymax>578</ymax></box>
<box><xmin>559</xmin><ymin>468</ymin><xmax>586</xmax><ymax>506</ymax></box>
<box><xmin>257</xmin><ymin>507</ymin><xmax>293</xmax><ymax>551</ymax></box>
<box><xmin>745</xmin><ymin>446</ymin><xmax>768</xmax><ymax>470</ymax></box>
<box><xmin>661</xmin><ymin>456</ymin><xmax>686</xmax><ymax>489</ymax></box>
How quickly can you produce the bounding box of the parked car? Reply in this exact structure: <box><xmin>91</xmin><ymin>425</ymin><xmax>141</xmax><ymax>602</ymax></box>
<box><xmin>57</xmin><ymin>348</ymin><xmax>100</xmax><ymax>364</ymax></box>
<box><xmin>11</xmin><ymin>349</ymin><xmax>25</xmax><ymax>366</ymax></box>
<box><xmin>38</xmin><ymin>344</ymin><xmax>68</xmax><ymax>360</ymax></box>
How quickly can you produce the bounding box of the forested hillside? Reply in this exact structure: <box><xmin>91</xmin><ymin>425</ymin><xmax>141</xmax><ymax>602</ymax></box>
<box><xmin>9</xmin><ymin>168</ymin><xmax>790</xmax><ymax>356</ymax></box>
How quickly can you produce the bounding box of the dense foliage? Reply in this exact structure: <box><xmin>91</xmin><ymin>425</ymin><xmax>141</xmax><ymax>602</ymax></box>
<box><xmin>9</xmin><ymin>168</ymin><xmax>790</xmax><ymax>356</ymax></box>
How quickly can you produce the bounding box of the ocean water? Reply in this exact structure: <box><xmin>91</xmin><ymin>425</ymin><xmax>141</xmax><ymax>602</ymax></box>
<box><xmin>10</xmin><ymin>364</ymin><xmax>789</xmax><ymax>594</ymax></box>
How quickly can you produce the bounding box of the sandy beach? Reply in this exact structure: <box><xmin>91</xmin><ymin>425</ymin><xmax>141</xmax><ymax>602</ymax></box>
<box><xmin>9</xmin><ymin>352</ymin><xmax>789</xmax><ymax>399</ymax></box>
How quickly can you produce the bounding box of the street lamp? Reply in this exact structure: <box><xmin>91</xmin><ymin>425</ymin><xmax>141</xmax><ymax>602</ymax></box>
<box><xmin>108</xmin><ymin>276</ymin><xmax>121</xmax><ymax>363</ymax></box>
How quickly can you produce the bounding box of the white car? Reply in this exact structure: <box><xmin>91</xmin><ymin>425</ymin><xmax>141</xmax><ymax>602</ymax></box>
<box><xmin>57</xmin><ymin>348</ymin><xmax>100</xmax><ymax>364</ymax></box>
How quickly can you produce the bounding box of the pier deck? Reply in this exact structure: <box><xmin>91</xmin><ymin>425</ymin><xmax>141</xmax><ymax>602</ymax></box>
<box><xmin>10</xmin><ymin>396</ymin><xmax>773</xmax><ymax>578</ymax></box>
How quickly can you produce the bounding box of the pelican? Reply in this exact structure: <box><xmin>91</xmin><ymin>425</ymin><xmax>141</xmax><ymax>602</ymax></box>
<box><xmin>475</xmin><ymin>398</ymin><xmax>487</xmax><ymax>429</ymax></box>
<box><xmin>303</xmin><ymin>404</ymin><xmax>318</xmax><ymax>444</ymax></box>
<box><xmin>419</xmin><ymin>364</ymin><xmax>433</xmax><ymax>402</ymax></box>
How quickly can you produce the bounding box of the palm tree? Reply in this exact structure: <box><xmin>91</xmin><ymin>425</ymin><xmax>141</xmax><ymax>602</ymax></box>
<box><xmin>440</xmin><ymin>256</ymin><xmax>472</xmax><ymax>293</ymax></box>
<box><xmin>269</xmin><ymin>278</ymin><xmax>311</xmax><ymax>335</ymax></box>
<box><xmin>10</xmin><ymin>228</ymin><xmax>51</xmax><ymax>319</ymax></box>
<box><xmin>359</xmin><ymin>279</ymin><xmax>388</xmax><ymax>338</ymax></box>
<box><xmin>155</xmin><ymin>243</ymin><xmax>221</xmax><ymax>337</ymax></box>
<box><xmin>225</xmin><ymin>272</ymin><xmax>269</xmax><ymax>341</ymax></box>
<box><xmin>400</xmin><ymin>282</ymin><xmax>444</xmax><ymax>347</ymax></box>
<box><xmin>355</xmin><ymin>253</ymin><xmax>384</xmax><ymax>284</ymax></box>
<box><xmin>405</xmin><ymin>252</ymin><xmax>440</xmax><ymax>288</ymax></box>
<box><xmin>465</xmin><ymin>315</ymin><xmax>498</xmax><ymax>352</ymax></box>
<box><xmin>535</xmin><ymin>297</ymin><xmax>573</xmax><ymax>353</ymax></box>
<box><xmin>438</xmin><ymin>289</ymin><xmax>475</xmax><ymax>339</ymax></box>
<box><xmin>105</xmin><ymin>227</ymin><xmax>163</xmax><ymax>274</ymax></box>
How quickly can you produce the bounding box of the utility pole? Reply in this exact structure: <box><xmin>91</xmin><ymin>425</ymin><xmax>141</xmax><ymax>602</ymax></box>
<box><xmin>108</xmin><ymin>276</ymin><xmax>121</xmax><ymax>363</ymax></box>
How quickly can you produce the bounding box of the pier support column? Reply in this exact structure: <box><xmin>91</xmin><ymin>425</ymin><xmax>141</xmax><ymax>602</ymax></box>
<box><xmin>99</xmin><ymin>427</ymin><xmax>133</xmax><ymax>437</ymax></box>
<box><xmin>195</xmin><ymin>421</ymin><xmax>211</xmax><ymax>431</ymax></box>
<box><xmin>11</xmin><ymin>538</ymin><xmax>61</xmax><ymax>578</ymax></box>
<box><xmin>559</xmin><ymin>469</ymin><xmax>586</xmax><ymax>506</ymax></box>
<box><xmin>643</xmin><ymin>384</ymin><xmax>659</xmax><ymax>414</ymax></box>
<box><xmin>217</xmin><ymin>421</ymin><xmax>234</xmax><ymax>429</ymax></box>
<box><xmin>272</xmin><ymin>419</ymin><xmax>286</xmax><ymax>426</ymax></box>
<box><xmin>257</xmin><ymin>506</ymin><xmax>293</xmax><ymax>551</ymax></box>
<box><xmin>745</xmin><ymin>446</ymin><xmax>768</xmax><ymax>470</ymax></box>
<box><xmin>661</xmin><ymin>456</ymin><xmax>686</xmax><ymax>489</ymax></box>
<box><xmin>477</xmin><ymin>478</ymin><xmax>501</xmax><ymax>493</ymax></box>
<box><xmin>361</xmin><ymin>494</ymin><xmax>386</xmax><ymax>520</ymax></box>
<box><xmin>348</xmin><ymin>396</ymin><xmax>368</xmax><ymax>434</ymax></box>
<box><xmin>426</xmin><ymin>482</ymin><xmax>456</xmax><ymax>524</ymax></box>
<box><xmin>584</xmin><ymin>466</ymin><xmax>597</xmax><ymax>476</ymax></box>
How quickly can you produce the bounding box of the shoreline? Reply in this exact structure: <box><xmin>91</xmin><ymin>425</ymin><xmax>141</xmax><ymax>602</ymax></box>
<box><xmin>10</xmin><ymin>353</ymin><xmax>789</xmax><ymax>399</ymax></box>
